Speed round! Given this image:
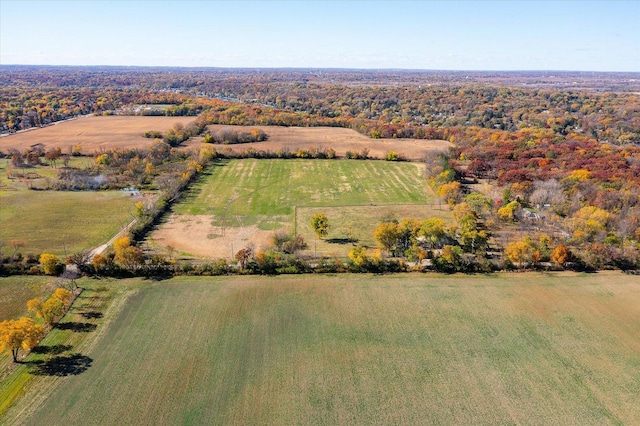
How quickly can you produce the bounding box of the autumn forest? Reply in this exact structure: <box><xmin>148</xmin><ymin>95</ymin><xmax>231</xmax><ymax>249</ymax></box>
<box><xmin>1</xmin><ymin>66</ymin><xmax>639</xmax><ymax>274</ymax></box>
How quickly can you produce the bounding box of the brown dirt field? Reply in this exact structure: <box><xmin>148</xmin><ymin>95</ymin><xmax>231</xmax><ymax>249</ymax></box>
<box><xmin>186</xmin><ymin>125</ymin><xmax>452</xmax><ymax>160</ymax></box>
<box><xmin>0</xmin><ymin>116</ymin><xmax>196</xmax><ymax>154</ymax></box>
<box><xmin>151</xmin><ymin>215</ymin><xmax>275</xmax><ymax>259</ymax></box>
<box><xmin>1</xmin><ymin>118</ymin><xmax>451</xmax><ymax>161</ymax></box>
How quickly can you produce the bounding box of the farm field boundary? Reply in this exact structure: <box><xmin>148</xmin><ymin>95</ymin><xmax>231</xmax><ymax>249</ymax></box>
<box><xmin>3</xmin><ymin>272</ymin><xmax>639</xmax><ymax>425</ymax></box>
<box><xmin>0</xmin><ymin>190</ymin><xmax>138</xmax><ymax>258</ymax></box>
<box><xmin>0</xmin><ymin>116</ymin><xmax>197</xmax><ymax>154</ymax></box>
<box><xmin>150</xmin><ymin>159</ymin><xmax>439</xmax><ymax>259</ymax></box>
<box><xmin>193</xmin><ymin>125</ymin><xmax>452</xmax><ymax>160</ymax></box>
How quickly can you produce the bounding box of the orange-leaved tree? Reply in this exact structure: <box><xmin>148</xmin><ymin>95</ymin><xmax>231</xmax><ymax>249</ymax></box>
<box><xmin>551</xmin><ymin>244</ymin><xmax>570</xmax><ymax>267</ymax></box>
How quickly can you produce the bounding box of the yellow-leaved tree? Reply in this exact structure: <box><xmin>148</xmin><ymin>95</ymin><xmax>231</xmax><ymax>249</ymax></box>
<box><xmin>0</xmin><ymin>318</ymin><xmax>44</xmax><ymax>362</ymax></box>
<box><xmin>505</xmin><ymin>239</ymin><xmax>535</xmax><ymax>268</ymax></box>
<box><xmin>27</xmin><ymin>287</ymin><xmax>73</xmax><ymax>326</ymax></box>
<box><xmin>113</xmin><ymin>237</ymin><xmax>143</xmax><ymax>269</ymax></box>
<box><xmin>52</xmin><ymin>288</ymin><xmax>73</xmax><ymax>305</ymax></box>
<box><xmin>349</xmin><ymin>245</ymin><xmax>369</xmax><ymax>268</ymax></box>
<box><xmin>374</xmin><ymin>222</ymin><xmax>400</xmax><ymax>254</ymax></box>
<box><xmin>569</xmin><ymin>206</ymin><xmax>610</xmax><ymax>243</ymax></box>
<box><xmin>39</xmin><ymin>253</ymin><xmax>62</xmax><ymax>275</ymax></box>
<box><xmin>311</xmin><ymin>213</ymin><xmax>329</xmax><ymax>239</ymax></box>
<box><xmin>497</xmin><ymin>201</ymin><xmax>521</xmax><ymax>222</ymax></box>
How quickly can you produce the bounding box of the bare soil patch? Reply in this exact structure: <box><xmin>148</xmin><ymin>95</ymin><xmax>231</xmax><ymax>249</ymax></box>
<box><xmin>151</xmin><ymin>215</ymin><xmax>276</xmax><ymax>259</ymax></box>
<box><xmin>187</xmin><ymin>125</ymin><xmax>451</xmax><ymax>160</ymax></box>
<box><xmin>0</xmin><ymin>116</ymin><xmax>196</xmax><ymax>154</ymax></box>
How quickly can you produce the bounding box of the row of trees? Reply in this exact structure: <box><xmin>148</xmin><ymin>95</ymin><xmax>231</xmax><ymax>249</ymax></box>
<box><xmin>0</xmin><ymin>288</ymin><xmax>73</xmax><ymax>362</ymax></box>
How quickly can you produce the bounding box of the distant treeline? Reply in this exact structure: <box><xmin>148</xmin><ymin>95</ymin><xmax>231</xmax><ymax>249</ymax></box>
<box><xmin>2</xmin><ymin>66</ymin><xmax>639</xmax><ymax>145</ymax></box>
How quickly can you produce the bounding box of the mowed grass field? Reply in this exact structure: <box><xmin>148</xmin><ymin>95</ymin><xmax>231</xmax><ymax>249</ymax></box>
<box><xmin>0</xmin><ymin>157</ymin><xmax>93</xmax><ymax>191</ymax></box>
<box><xmin>9</xmin><ymin>272</ymin><xmax>640</xmax><ymax>425</ymax></box>
<box><xmin>178</xmin><ymin>159</ymin><xmax>432</xmax><ymax>217</ymax></box>
<box><xmin>0</xmin><ymin>189</ymin><xmax>138</xmax><ymax>257</ymax></box>
<box><xmin>152</xmin><ymin>158</ymin><xmax>444</xmax><ymax>258</ymax></box>
<box><xmin>296</xmin><ymin>205</ymin><xmax>452</xmax><ymax>255</ymax></box>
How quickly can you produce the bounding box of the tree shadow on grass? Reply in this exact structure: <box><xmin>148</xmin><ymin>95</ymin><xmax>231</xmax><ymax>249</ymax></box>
<box><xmin>326</xmin><ymin>238</ymin><xmax>359</xmax><ymax>245</ymax></box>
<box><xmin>55</xmin><ymin>322</ymin><xmax>97</xmax><ymax>332</ymax></box>
<box><xmin>30</xmin><ymin>344</ymin><xmax>73</xmax><ymax>355</ymax></box>
<box><xmin>80</xmin><ymin>311</ymin><xmax>103</xmax><ymax>320</ymax></box>
<box><xmin>28</xmin><ymin>353</ymin><xmax>92</xmax><ymax>376</ymax></box>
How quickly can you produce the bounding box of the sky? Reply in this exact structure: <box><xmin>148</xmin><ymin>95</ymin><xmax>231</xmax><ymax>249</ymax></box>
<box><xmin>1</xmin><ymin>0</ymin><xmax>638</xmax><ymax>72</ymax></box>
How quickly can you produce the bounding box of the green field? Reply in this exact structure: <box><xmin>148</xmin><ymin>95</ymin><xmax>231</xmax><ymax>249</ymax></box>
<box><xmin>0</xmin><ymin>157</ymin><xmax>138</xmax><ymax>257</ymax></box>
<box><xmin>0</xmin><ymin>189</ymin><xmax>137</xmax><ymax>258</ymax></box>
<box><xmin>178</xmin><ymin>159</ymin><xmax>432</xmax><ymax>226</ymax></box>
<box><xmin>0</xmin><ymin>276</ymin><xmax>62</xmax><ymax>399</ymax></box>
<box><xmin>0</xmin><ymin>278</ymin><xmax>144</xmax><ymax>420</ymax></box>
<box><xmin>164</xmin><ymin>159</ymin><xmax>444</xmax><ymax>257</ymax></box>
<box><xmin>0</xmin><ymin>277</ymin><xmax>55</xmax><ymax>322</ymax></box>
<box><xmin>5</xmin><ymin>272</ymin><xmax>640</xmax><ymax>425</ymax></box>
<box><xmin>0</xmin><ymin>158</ymin><xmax>92</xmax><ymax>191</ymax></box>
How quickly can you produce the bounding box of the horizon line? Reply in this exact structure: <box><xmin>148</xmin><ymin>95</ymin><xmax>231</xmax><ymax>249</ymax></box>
<box><xmin>2</xmin><ymin>64</ymin><xmax>639</xmax><ymax>74</ymax></box>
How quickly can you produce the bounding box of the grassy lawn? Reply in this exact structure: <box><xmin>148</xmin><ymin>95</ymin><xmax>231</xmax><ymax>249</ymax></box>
<box><xmin>178</xmin><ymin>159</ymin><xmax>432</xmax><ymax>216</ymax></box>
<box><xmin>0</xmin><ymin>188</ymin><xmax>138</xmax><ymax>258</ymax></box>
<box><xmin>6</xmin><ymin>272</ymin><xmax>640</xmax><ymax>425</ymax></box>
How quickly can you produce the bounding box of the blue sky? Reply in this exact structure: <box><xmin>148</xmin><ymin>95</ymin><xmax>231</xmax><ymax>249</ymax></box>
<box><xmin>1</xmin><ymin>0</ymin><xmax>638</xmax><ymax>71</ymax></box>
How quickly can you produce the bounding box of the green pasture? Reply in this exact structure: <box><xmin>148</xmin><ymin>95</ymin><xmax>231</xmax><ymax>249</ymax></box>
<box><xmin>175</xmin><ymin>159</ymin><xmax>442</xmax><ymax>251</ymax></box>
<box><xmin>6</xmin><ymin>272</ymin><xmax>640</xmax><ymax>425</ymax></box>
<box><xmin>0</xmin><ymin>189</ymin><xmax>137</xmax><ymax>258</ymax></box>
<box><xmin>179</xmin><ymin>158</ymin><xmax>431</xmax><ymax>214</ymax></box>
<box><xmin>0</xmin><ymin>157</ymin><xmax>137</xmax><ymax>257</ymax></box>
